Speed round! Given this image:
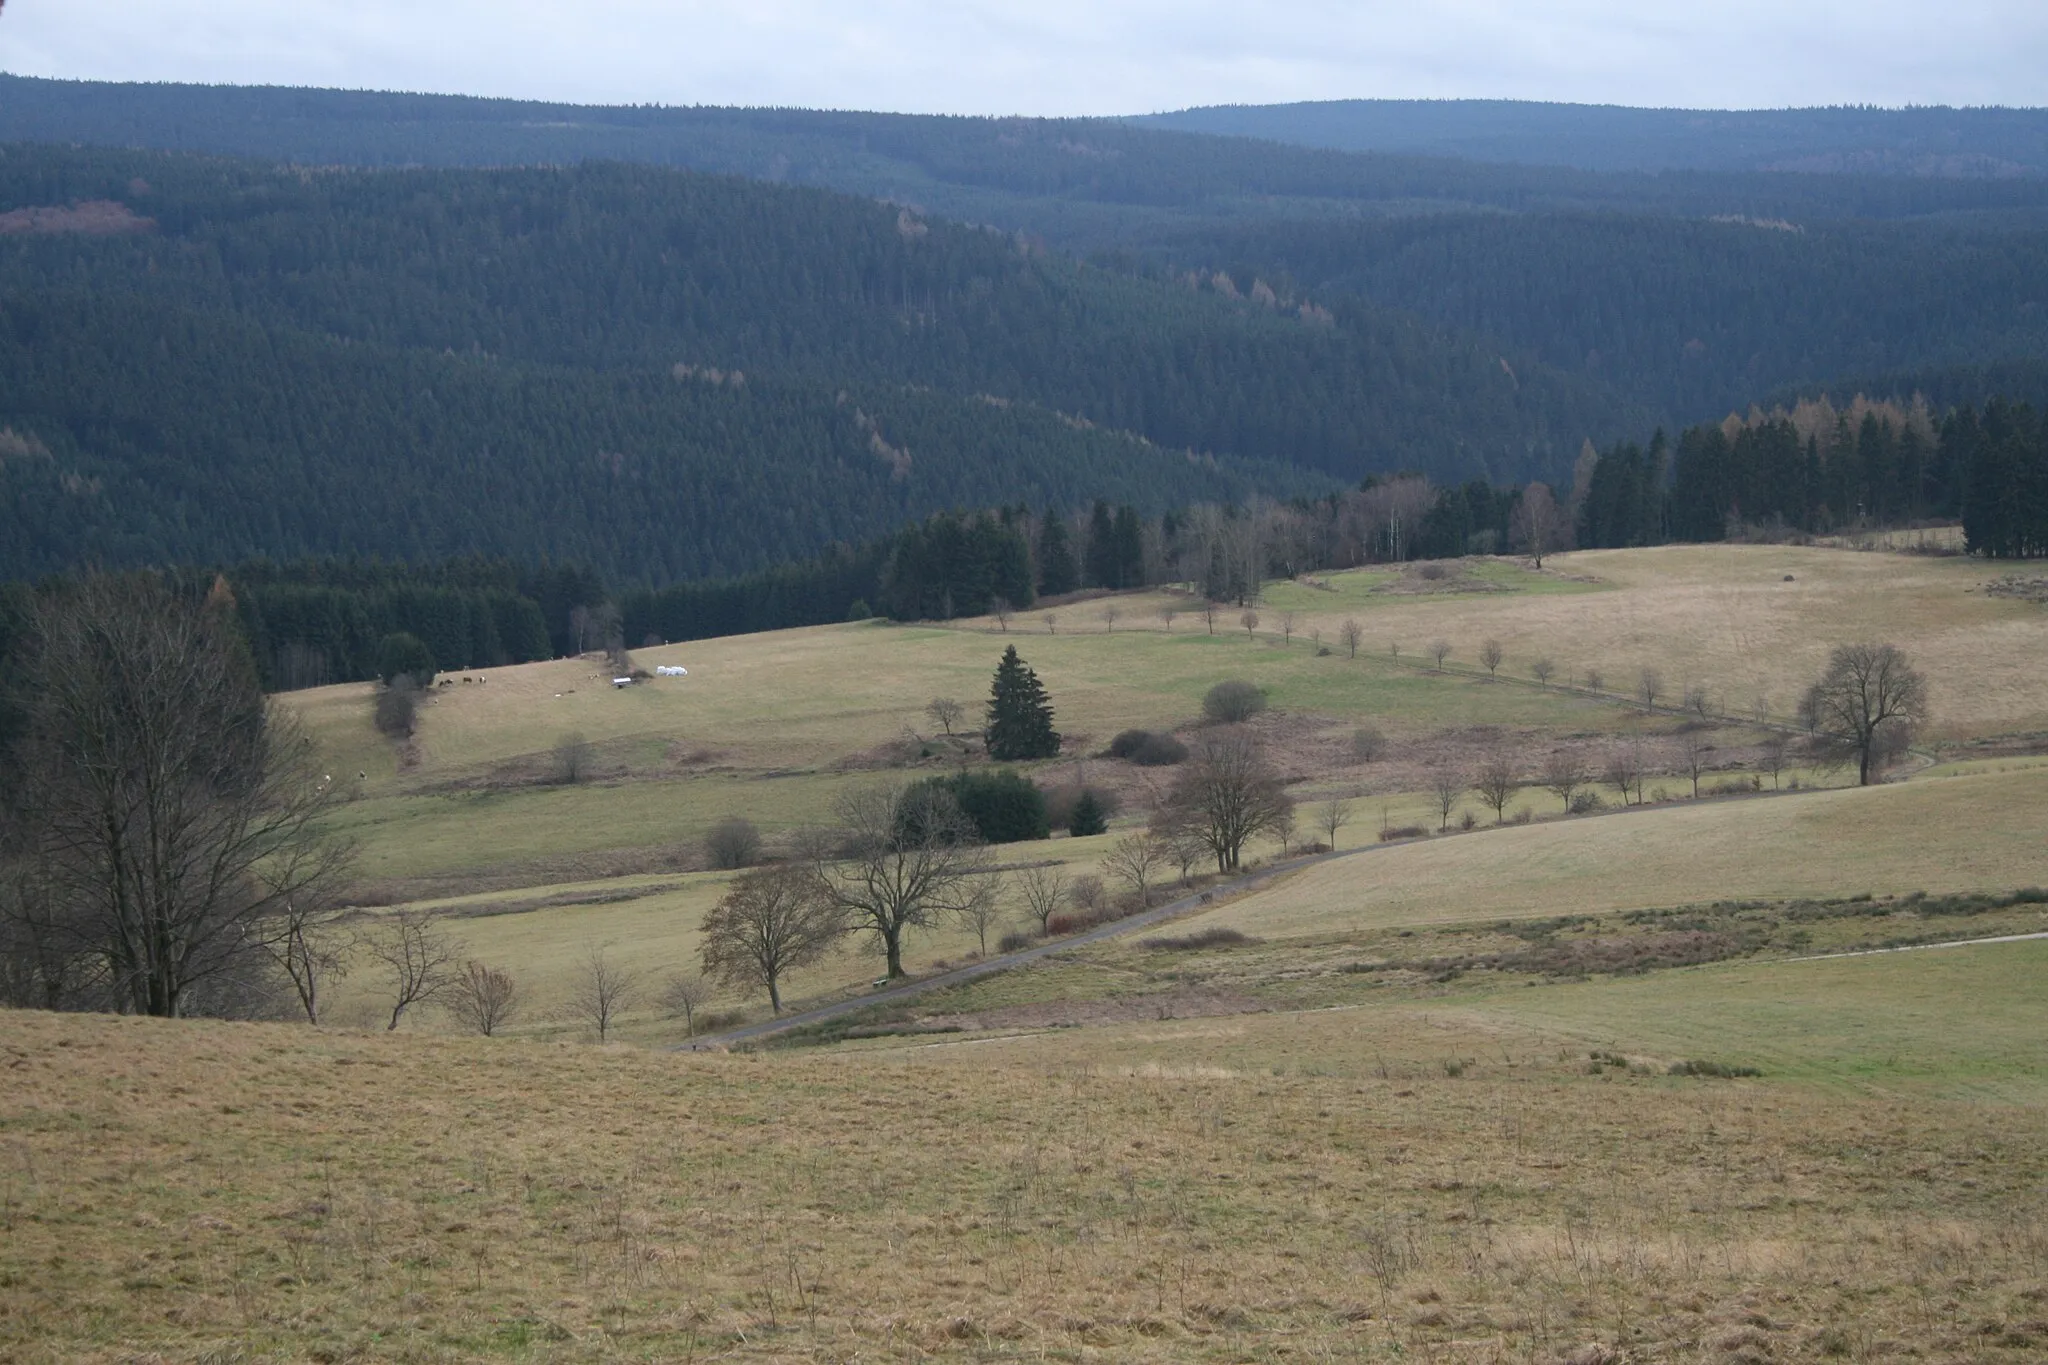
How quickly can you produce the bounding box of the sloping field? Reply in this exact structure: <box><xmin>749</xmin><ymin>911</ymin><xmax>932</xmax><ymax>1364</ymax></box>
<box><xmin>6</xmin><ymin>939</ymin><xmax>2045</xmax><ymax>1363</ymax></box>
<box><xmin>1260</xmin><ymin>543</ymin><xmax>2048</xmax><ymax>740</ymax></box>
<box><xmin>1193</xmin><ymin>765</ymin><xmax>2048</xmax><ymax>939</ymax></box>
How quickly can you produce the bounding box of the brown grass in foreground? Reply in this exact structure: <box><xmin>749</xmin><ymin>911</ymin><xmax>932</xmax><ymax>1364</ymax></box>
<box><xmin>3</xmin><ymin>1010</ymin><xmax>2044</xmax><ymax>1362</ymax></box>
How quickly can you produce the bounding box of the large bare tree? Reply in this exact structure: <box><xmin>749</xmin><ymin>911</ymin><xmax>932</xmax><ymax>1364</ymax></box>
<box><xmin>1151</xmin><ymin>729</ymin><xmax>1295</xmax><ymax>874</ymax></box>
<box><xmin>701</xmin><ymin>863</ymin><xmax>844</xmax><ymax>1012</ymax></box>
<box><xmin>1801</xmin><ymin>643</ymin><xmax>1930</xmax><ymax>786</ymax></box>
<box><xmin>818</xmin><ymin>784</ymin><xmax>992</xmax><ymax>979</ymax></box>
<box><xmin>574</xmin><ymin>942</ymin><xmax>639</xmax><ymax>1042</ymax></box>
<box><xmin>1</xmin><ymin>577</ymin><xmax>354</xmax><ymax>1018</ymax></box>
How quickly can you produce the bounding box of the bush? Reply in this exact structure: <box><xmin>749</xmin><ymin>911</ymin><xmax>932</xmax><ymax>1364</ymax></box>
<box><xmin>1141</xmin><ymin>927</ymin><xmax>1258</xmax><ymax>950</ymax></box>
<box><xmin>1351</xmin><ymin>726</ymin><xmax>1385</xmax><ymax>762</ymax></box>
<box><xmin>997</xmin><ymin>930</ymin><xmax>1036</xmax><ymax>953</ymax></box>
<box><xmin>377</xmin><ymin>631</ymin><xmax>435</xmax><ymax>688</ymax></box>
<box><xmin>1379</xmin><ymin>825</ymin><xmax>1429</xmax><ymax>841</ymax></box>
<box><xmin>705</xmin><ymin>815</ymin><xmax>763</xmax><ymax>869</ymax></box>
<box><xmin>845</xmin><ymin>598</ymin><xmax>873</xmax><ymax>621</ymax></box>
<box><xmin>373</xmin><ymin>677</ymin><xmax>420</xmax><ymax>737</ymax></box>
<box><xmin>1202</xmin><ymin>679</ymin><xmax>1267</xmax><ymax>724</ymax></box>
<box><xmin>695</xmin><ymin>1008</ymin><xmax>749</xmax><ymax>1033</ymax></box>
<box><xmin>1569</xmin><ymin>791</ymin><xmax>1606</xmax><ymax>814</ymax></box>
<box><xmin>1044</xmin><ymin>784</ymin><xmax>1117</xmax><ymax>834</ymax></box>
<box><xmin>1668</xmin><ymin>1059</ymin><xmax>1763</xmax><ymax>1078</ymax></box>
<box><xmin>1108</xmin><ymin>728</ymin><xmax>1188</xmax><ymax>766</ymax></box>
<box><xmin>908</xmin><ymin>769</ymin><xmax>1049</xmax><ymax>843</ymax></box>
<box><xmin>553</xmin><ymin>732</ymin><xmax>596</xmax><ymax>785</ymax></box>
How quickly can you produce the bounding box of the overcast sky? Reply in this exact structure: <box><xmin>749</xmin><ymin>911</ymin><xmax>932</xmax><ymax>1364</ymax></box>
<box><xmin>2</xmin><ymin>1</ymin><xmax>2042</xmax><ymax>114</ymax></box>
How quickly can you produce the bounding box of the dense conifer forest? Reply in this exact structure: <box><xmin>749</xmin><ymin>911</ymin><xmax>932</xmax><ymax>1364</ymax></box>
<box><xmin>3</xmin><ymin>83</ymin><xmax>2046</xmax><ymax>679</ymax></box>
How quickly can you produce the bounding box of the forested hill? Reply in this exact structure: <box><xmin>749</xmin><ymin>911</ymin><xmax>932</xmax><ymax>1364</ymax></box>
<box><xmin>7</xmin><ymin>76</ymin><xmax>2048</xmax><ymax>230</ymax></box>
<box><xmin>0</xmin><ymin>143</ymin><xmax>1594</xmax><ymax>581</ymax></box>
<box><xmin>8</xmin><ymin>77</ymin><xmax>2048</xmax><ymax>442</ymax></box>
<box><xmin>1138</xmin><ymin>102</ymin><xmax>2048</xmax><ymax>177</ymax></box>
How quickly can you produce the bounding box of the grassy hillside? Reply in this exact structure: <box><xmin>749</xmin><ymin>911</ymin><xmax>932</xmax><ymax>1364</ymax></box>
<box><xmin>1190</xmin><ymin>765</ymin><xmax>2048</xmax><ymax>941</ymax></box>
<box><xmin>6</xmin><ymin>942</ymin><xmax>2045</xmax><ymax>1360</ymax></box>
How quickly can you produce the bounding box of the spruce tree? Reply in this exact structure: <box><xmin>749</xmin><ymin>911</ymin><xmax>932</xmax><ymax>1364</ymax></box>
<box><xmin>984</xmin><ymin>645</ymin><xmax>1061</xmax><ymax>760</ymax></box>
<box><xmin>1068</xmin><ymin>789</ymin><xmax>1107</xmax><ymax>837</ymax></box>
<box><xmin>1036</xmin><ymin>516</ymin><xmax>1080</xmax><ymax>596</ymax></box>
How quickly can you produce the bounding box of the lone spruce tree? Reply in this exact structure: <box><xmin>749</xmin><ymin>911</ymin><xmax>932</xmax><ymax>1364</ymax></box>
<box><xmin>985</xmin><ymin>646</ymin><xmax>1061</xmax><ymax>760</ymax></box>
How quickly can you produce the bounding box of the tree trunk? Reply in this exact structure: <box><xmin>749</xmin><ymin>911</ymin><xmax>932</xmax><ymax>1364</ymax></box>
<box><xmin>768</xmin><ymin>974</ymin><xmax>782</xmax><ymax>1014</ymax></box>
<box><xmin>883</xmin><ymin>929</ymin><xmax>905</xmax><ymax>979</ymax></box>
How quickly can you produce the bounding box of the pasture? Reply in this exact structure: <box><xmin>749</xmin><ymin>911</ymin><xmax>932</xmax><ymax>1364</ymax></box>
<box><xmin>5</xmin><ymin>936</ymin><xmax>2045</xmax><ymax>1362</ymax></box>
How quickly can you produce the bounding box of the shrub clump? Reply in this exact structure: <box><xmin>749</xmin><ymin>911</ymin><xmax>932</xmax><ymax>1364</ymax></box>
<box><xmin>1202</xmin><ymin>679</ymin><xmax>1268</xmax><ymax>724</ymax></box>
<box><xmin>374</xmin><ymin>677</ymin><xmax>421</xmax><ymax>737</ymax></box>
<box><xmin>1044</xmin><ymin>784</ymin><xmax>1117</xmax><ymax>835</ymax></box>
<box><xmin>1668</xmin><ymin>1058</ymin><xmax>1763</xmax><ymax>1078</ymax></box>
<box><xmin>906</xmin><ymin>769</ymin><xmax>1049</xmax><ymax>844</ymax></box>
<box><xmin>1141</xmin><ymin>927</ymin><xmax>1260</xmax><ymax>951</ymax></box>
<box><xmin>996</xmin><ymin>930</ymin><xmax>1036</xmax><ymax>954</ymax></box>
<box><xmin>705</xmin><ymin>815</ymin><xmax>763</xmax><ymax>869</ymax></box>
<box><xmin>1108</xmin><ymin>728</ymin><xmax>1188</xmax><ymax>766</ymax></box>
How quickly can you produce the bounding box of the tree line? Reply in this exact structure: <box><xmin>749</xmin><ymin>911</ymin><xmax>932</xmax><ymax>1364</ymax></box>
<box><xmin>1580</xmin><ymin>395</ymin><xmax>2048</xmax><ymax>555</ymax></box>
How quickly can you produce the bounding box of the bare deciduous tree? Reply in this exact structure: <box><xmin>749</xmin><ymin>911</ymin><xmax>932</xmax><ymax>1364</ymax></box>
<box><xmin>1509</xmin><ymin>482</ymin><xmax>1569</xmax><ymax>568</ymax></box>
<box><xmin>1472</xmin><ymin>750</ymin><xmax>1519</xmax><ymax>823</ymax></box>
<box><xmin>1103</xmin><ymin>834</ymin><xmax>1169</xmax><ymax>907</ymax></box>
<box><xmin>1541</xmin><ymin>750</ymin><xmax>1588</xmax><ymax>813</ymax></box>
<box><xmin>924</xmin><ymin>698</ymin><xmax>964</xmax><ymax>736</ymax></box>
<box><xmin>1530</xmin><ymin>657</ymin><xmax>1556</xmax><ymax>688</ymax></box>
<box><xmin>447</xmin><ymin>961</ymin><xmax>519</xmax><ymax>1036</ymax></box>
<box><xmin>700</xmin><ymin>864</ymin><xmax>842</xmax><ymax>1013</ymax></box>
<box><xmin>1603</xmin><ymin>742</ymin><xmax>1644</xmax><ymax>806</ymax></box>
<box><xmin>1638</xmin><ymin>666</ymin><xmax>1664</xmax><ymax>712</ymax></box>
<box><xmin>1158</xmin><ymin>606</ymin><xmax>1177</xmax><ymax>633</ymax></box>
<box><xmin>3</xmin><ymin>578</ymin><xmax>357</xmax><ymax>1019</ymax></box>
<box><xmin>1318</xmin><ymin>796</ymin><xmax>1351</xmax><ymax>849</ymax></box>
<box><xmin>1676</xmin><ymin>731</ymin><xmax>1712</xmax><ymax>798</ymax></box>
<box><xmin>267</xmin><ymin>899</ymin><xmax>354</xmax><ymax>1026</ymax></box>
<box><xmin>1427</xmin><ymin>760</ymin><xmax>1466</xmax><ymax>831</ymax></box>
<box><xmin>1758</xmin><ymin>734</ymin><xmax>1790</xmax><ymax>790</ymax></box>
<box><xmin>991</xmin><ymin>598</ymin><xmax>1013</xmax><ymax>633</ymax></box>
<box><xmin>1015</xmin><ymin>864</ymin><xmax>1068</xmax><ymax>935</ymax></box>
<box><xmin>574</xmin><ymin>942</ymin><xmax>638</xmax><ymax>1042</ymax></box>
<box><xmin>1431</xmin><ymin>639</ymin><xmax>1452</xmax><ymax>671</ymax></box>
<box><xmin>1684</xmin><ymin>683</ymin><xmax>1711</xmax><ymax>719</ymax></box>
<box><xmin>554</xmin><ymin>732</ymin><xmax>595</xmax><ymax>785</ymax></box>
<box><xmin>1202</xmin><ymin>600</ymin><xmax>1219</xmax><ymax>634</ymax></box>
<box><xmin>1479</xmin><ymin>639</ymin><xmax>1504</xmax><ymax>676</ymax></box>
<box><xmin>1801</xmin><ymin>643</ymin><xmax>1930</xmax><ymax>786</ymax></box>
<box><xmin>952</xmin><ymin>871</ymin><xmax>1008</xmax><ymax>956</ymax></box>
<box><xmin>1151</xmin><ymin>729</ymin><xmax>1295</xmax><ymax>873</ymax></box>
<box><xmin>818</xmin><ymin>784</ymin><xmax>992</xmax><ymax>979</ymax></box>
<box><xmin>658</xmin><ymin>971</ymin><xmax>713</xmax><ymax>1035</ymax></box>
<box><xmin>367</xmin><ymin>909</ymin><xmax>457</xmax><ymax>1031</ymax></box>
<box><xmin>1279</xmin><ymin>611</ymin><xmax>1297</xmax><ymax>646</ymax></box>
<box><xmin>1340</xmin><ymin>618</ymin><xmax>1363</xmax><ymax>659</ymax></box>
<box><xmin>1240</xmin><ymin>609</ymin><xmax>1260</xmax><ymax>640</ymax></box>
<box><xmin>1043</xmin><ymin>612</ymin><xmax>1059</xmax><ymax>635</ymax></box>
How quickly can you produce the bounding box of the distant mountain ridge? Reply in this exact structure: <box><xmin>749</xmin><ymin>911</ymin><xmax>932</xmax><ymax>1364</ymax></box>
<box><xmin>1136</xmin><ymin>101</ymin><xmax>2048</xmax><ymax>177</ymax></box>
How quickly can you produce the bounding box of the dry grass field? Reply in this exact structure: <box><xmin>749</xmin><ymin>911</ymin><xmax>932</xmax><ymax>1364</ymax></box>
<box><xmin>1188</xmin><ymin>764</ymin><xmax>2048</xmax><ymax>941</ymax></box>
<box><xmin>5</xmin><ymin>937</ymin><xmax>2045</xmax><ymax>1363</ymax></box>
<box><xmin>1258</xmin><ymin>544</ymin><xmax>2048</xmax><ymax>742</ymax></box>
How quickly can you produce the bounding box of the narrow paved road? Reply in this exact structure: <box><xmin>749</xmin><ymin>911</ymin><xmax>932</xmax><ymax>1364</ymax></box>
<box><xmin>676</xmin><ymin>850</ymin><xmax>1330</xmax><ymax>1050</ymax></box>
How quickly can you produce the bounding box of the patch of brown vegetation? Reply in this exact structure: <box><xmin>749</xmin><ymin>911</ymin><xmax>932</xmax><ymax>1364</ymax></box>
<box><xmin>916</xmin><ymin>986</ymin><xmax>1267</xmax><ymax>1033</ymax></box>
<box><xmin>0</xmin><ymin>199</ymin><xmax>154</xmax><ymax>235</ymax></box>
